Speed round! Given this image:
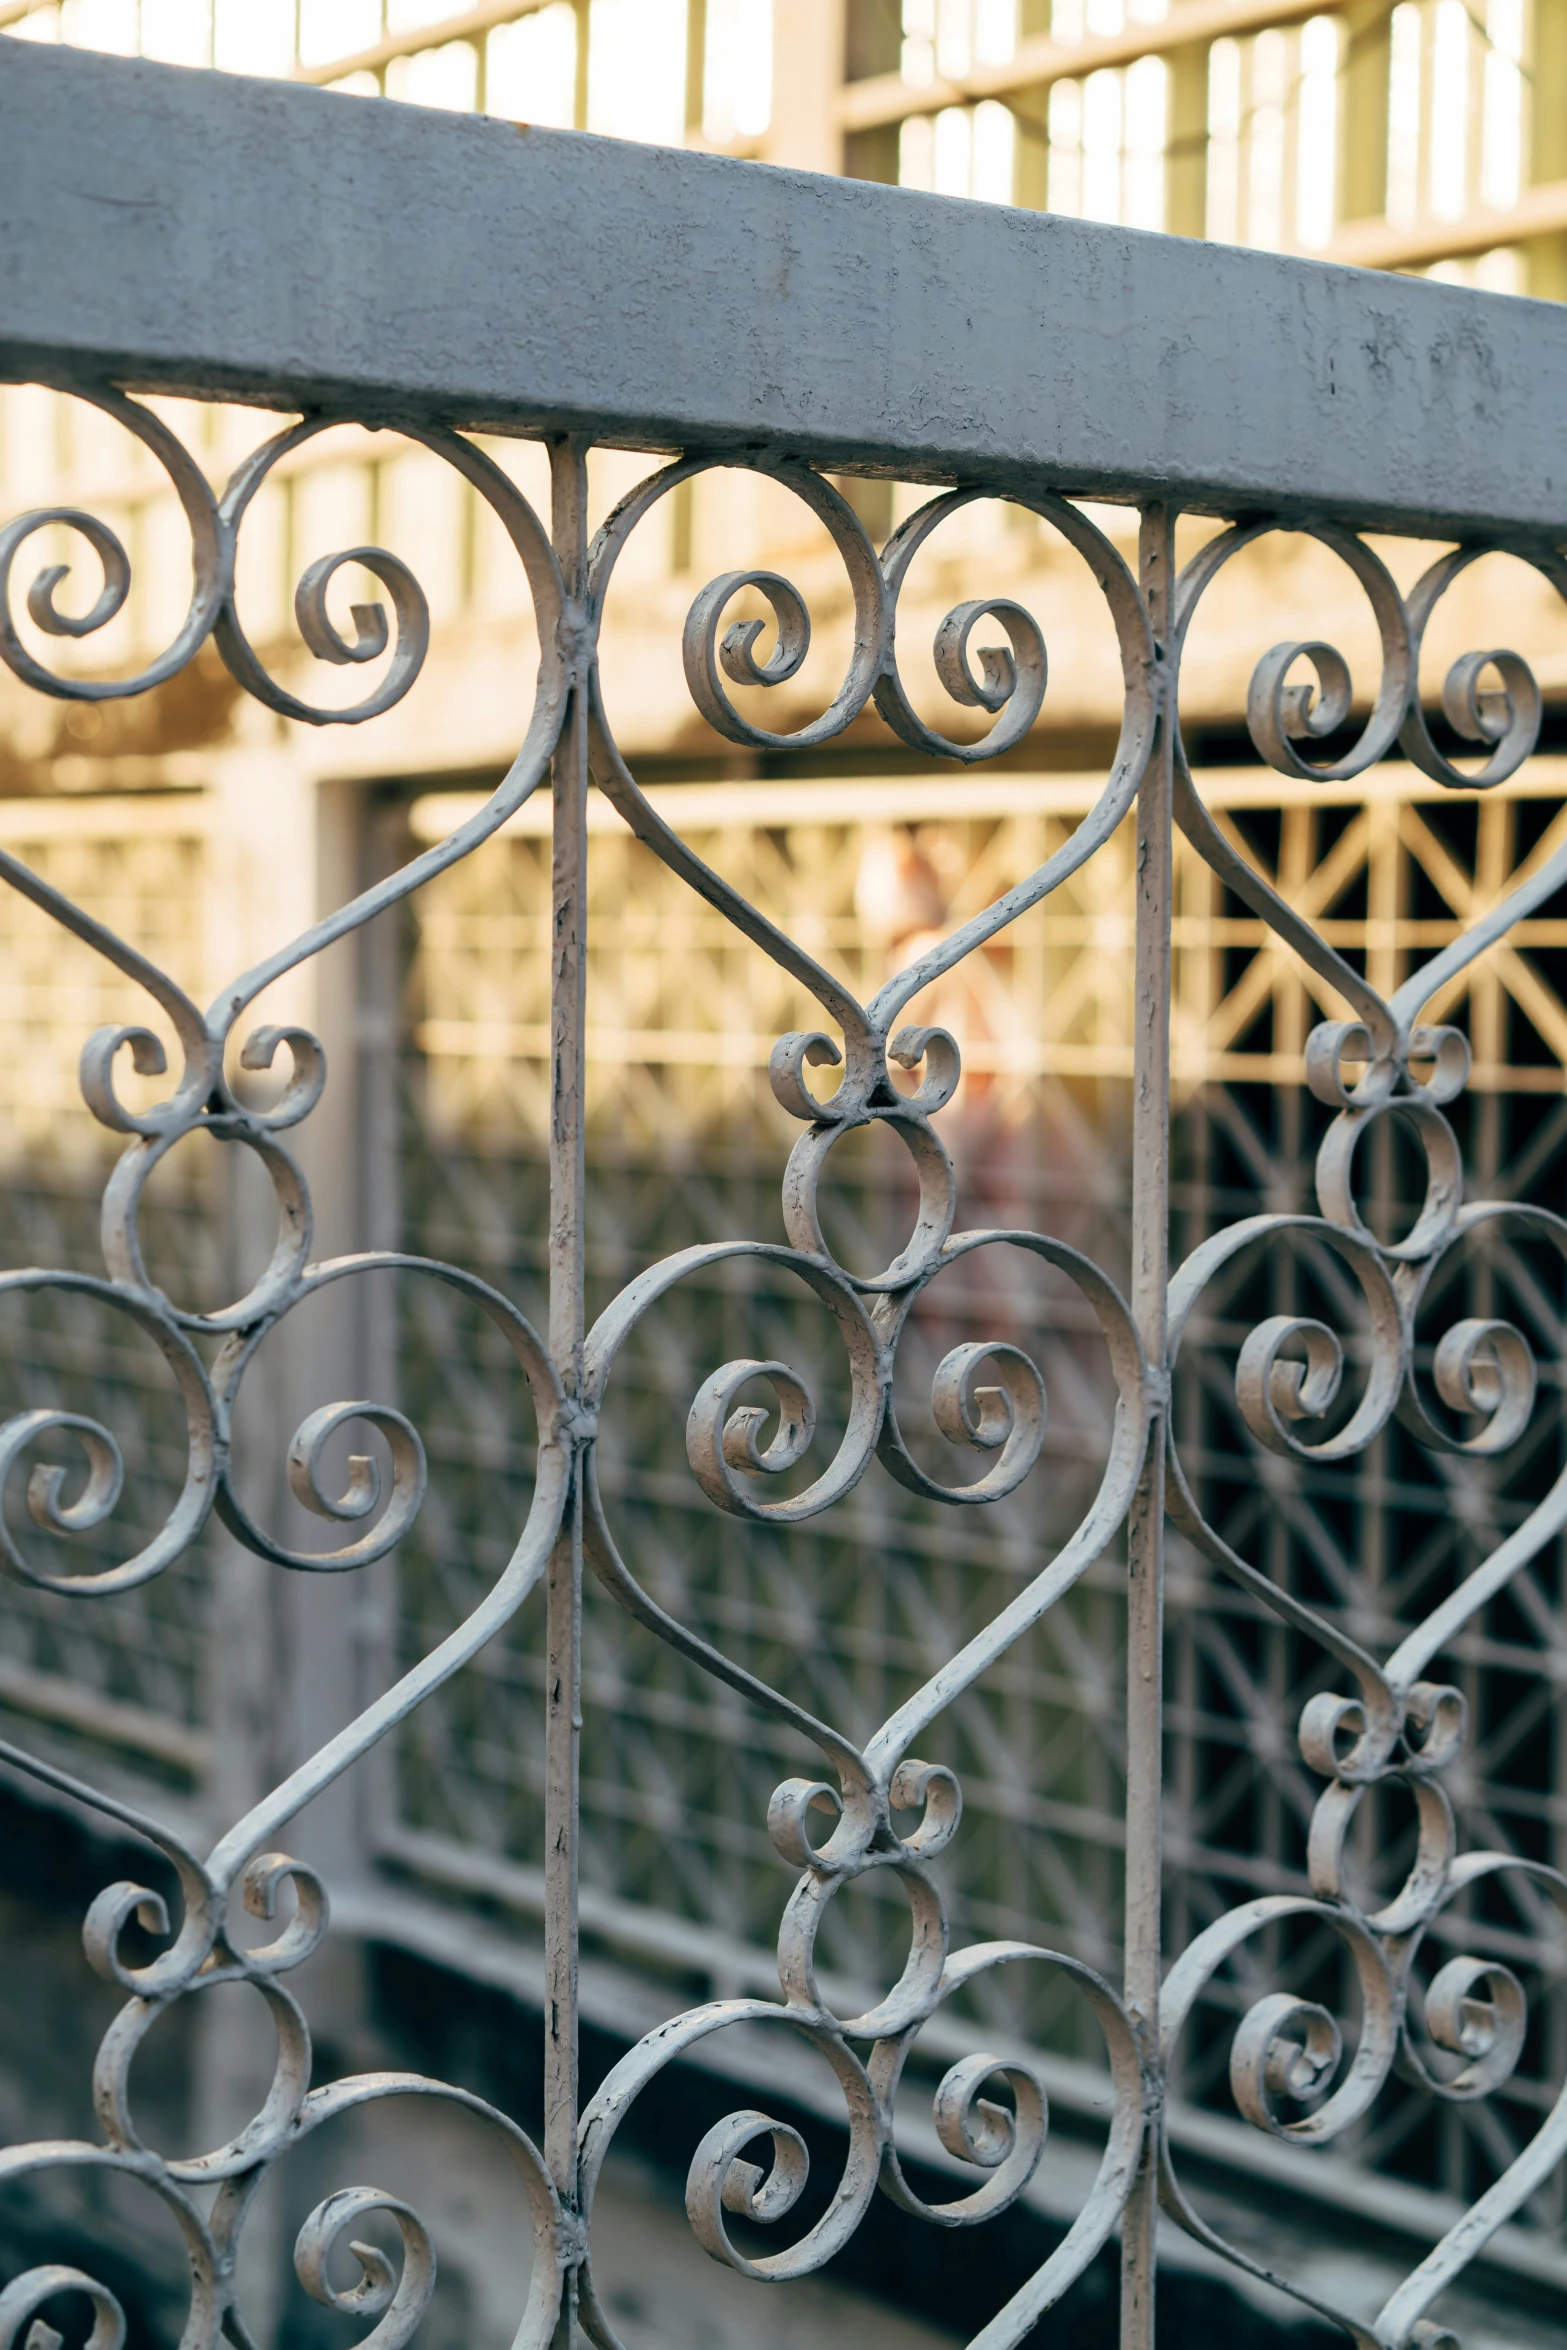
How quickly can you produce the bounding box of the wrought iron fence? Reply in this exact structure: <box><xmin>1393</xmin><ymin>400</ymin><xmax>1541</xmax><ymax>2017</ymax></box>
<box><xmin>388</xmin><ymin>772</ymin><xmax>1567</xmax><ymax>2269</ymax></box>
<box><xmin>5</xmin><ymin>38</ymin><xmax>1567</xmax><ymax>2350</ymax></box>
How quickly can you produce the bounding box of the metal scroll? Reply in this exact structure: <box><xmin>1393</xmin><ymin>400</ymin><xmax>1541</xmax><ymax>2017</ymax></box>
<box><xmin>0</xmin><ymin>391</ymin><xmax>1562</xmax><ymax>2349</ymax></box>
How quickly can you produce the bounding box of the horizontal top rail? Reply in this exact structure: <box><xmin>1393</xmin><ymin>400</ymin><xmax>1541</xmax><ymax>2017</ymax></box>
<box><xmin>2</xmin><ymin>45</ymin><xmax>1567</xmax><ymax>539</ymax></box>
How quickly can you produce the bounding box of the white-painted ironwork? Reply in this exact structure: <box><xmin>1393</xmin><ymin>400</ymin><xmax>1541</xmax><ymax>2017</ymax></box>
<box><xmin>1</xmin><ymin>42</ymin><xmax>1567</xmax><ymax>2350</ymax></box>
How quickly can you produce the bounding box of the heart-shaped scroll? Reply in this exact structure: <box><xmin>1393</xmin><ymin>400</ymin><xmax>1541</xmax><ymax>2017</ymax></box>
<box><xmin>0</xmin><ymin>389</ymin><xmax>584</xmax><ymax>1881</ymax></box>
<box><xmin>0</xmin><ymin>394</ymin><xmax>1163</xmax><ymax>2344</ymax></box>
<box><xmin>1173</xmin><ymin>519</ymin><xmax>1567</xmax><ymax>1113</ymax></box>
<box><xmin>559</xmin><ymin>454</ymin><xmax>1166</xmax><ymax>2336</ymax></box>
<box><xmin>575</xmin><ymin>452</ymin><xmax>1159</xmax><ymax>1809</ymax></box>
<box><xmin>585</xmin><ymin>451</ymin><xmax>1158</xmax><ymax>1126</ymax></box>
<box><xmin>1157</xmin><ymin>517</ymin><xmax>1567</xmax><ymax>2338</ymax></box>
<box><xmin>1158</xmin><ymin>1819</ymin><xmax>1567</xmax><ymax>2348</ymax></box>
<box><xmin>1165</xmin><ymin>515</ymin><xmax>1567</xmax><ymax>1769</ymax></box>
<box><xmin>0</xmin><ymin>387</ymin><xmax>596</xmax><ymax>2346</ymax></box>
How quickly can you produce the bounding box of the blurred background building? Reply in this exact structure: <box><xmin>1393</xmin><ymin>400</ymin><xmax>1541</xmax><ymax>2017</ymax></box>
<box><xmin>2</xmin><ymin>4</ymin><xmax>1567</xmax><ymax>2344</ymax></box>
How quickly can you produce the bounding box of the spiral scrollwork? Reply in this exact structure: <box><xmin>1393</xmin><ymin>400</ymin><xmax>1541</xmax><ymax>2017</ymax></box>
<box><xmin>294</xmin><ymin>2187</ymin><xmax>437</xmax><ymax>2347</ymax></box>
<box><xmin>661</xmin><ymin>463</ymin><xmax>890</xmax><ymax>754</ymax></box>
<box><xmin>13</xmin><ymin>1410</ymin><xmax>124</xmax><ymax>1542</ymax></box>
<box><xmin>685</xmin><ymin>1357</ymin><xmax>817</xmax><ymax>1511</ymax></box>
<box><xmin>1228</xmin><ymin>1994</ymin><xmax>1344</xmax><ymax>2133</ymax></box>
<box><xmin>0</xmin><ymin>1722</ymin><xmax>565</xmax><ymax>2339</ymax></box>
<box><xmin>1412</xmin><ymin>1957</ymin><xmax>1527</xmax><ymax>2102</ymax></box>
<box><xmin>290</xmin><ymin>547</ymin><xmax>428</xmax><ymax>715</ymax></box>
<box><xmin>1420</xmin><ymin>1316</ymin><xmax>1537</xmax><ymax>1455</ymax></box>
<box><xmin>1395</xmin><ymin>547</ymin><xmax>1565</xmax><ymax>792</ymax></box>
<box><xmin>685</xmin><ymin>2110</ymin><xmax>813</xmax><ymax>2273</ymax></box>
<box><xmin>578</xmin><ymin>933</ymin><xmax>1148</xmax><ymax>2337</ymax></box>
<box><xmin>236</xmin><ymin>1850</ymin><xmax>332</xmax><ymax>1974</ymax></box>
<box><xmin>1207</xmin><ymin>523</ymin><xmax>1566</xmax><ymax>804</ymax></box>
<box><xmin>0</xmin><ymin>2268</ymin><xmax>127</xmax><ymax>2350</ymax></box>
<box><xmin>684</xmin><ymin>568</ymin><xmax>812</xmax><ymax>727</ymax></box>
<box><xmin>78</xmin><ymin>1022</ymin><xmax>184</xmax><ymax>1139</ymax></box>
<box><xmin>0</xmin><ymin>384</ymin><xmax>572</xmax><ymax>1626</ymax></box>
<box><xmin>235</xmin><ymin>1022</ymin><xmax>329</xmax><ymax>1130</ymax></box>
<box><xmin>1250</xmin><ymin>636</ymin><xmax>1353</xmax><ymax>759</ymax></box>
<box><xmin>880</xmin><ymin>1337</ymin><xmax>1048</xmax><ymax>1507</ymax></box>
<box><xmin>5</xmin><ymin>381</ymin><xmax>1567</xmax><ymax>2350</ymax></box>
<box><xmin>0</xmin><ymin>386</ymin><xmax>227</xmax><ymax>704</ymax></box>
<box><xmin>572</xmin><ymin>805</ymin><xmax>1148</xmax><ymax>2323</ymax></box>
<box><xmin>269</xmin><ymin>1399</ymin><xmax>429</xmax><ymax>1570</ymax></box>
<box><xmin>0</xmin><ymin>376</ymin><xmax>572</xmax><ymax>2328</ymax></box>
<box><xmin>24</xmin><ymin>518</ymin><xmax>132</xmax><ymax>645</ymax></box>
<box><xmin>874</xmin><ymin>490</ymin><xmax>1068</xmax><ymax>762</ymax></box>
<box><xmin>0</xmin><ymin>1280</ymin><xmax>217</xmax><ymax>1597</ymax></box>
<box><xmin>211</xmin><ymin>422</ymin><xmax>436</xmax><ymax>727</ymax></box>
<box><xmin>1163</xmin><ymin>1130</ymin><xmax>1567</xmax><ymax>2338</ymax></box>
<box><xmin>1234</xmin><ymin>1313</ymin><xmax>1347</xmax><ymax>1455</ymax></box>
<box><xmin>934</xmin><ymin>2052</ymin><xmax>1045</xmax><ymax>2172</ymax></box>
<box><xmin>1160</xmin><ymin>1728</ymin><xmax>1567</xmax><ymax>2344</ymax></box>
<box><xmin>934</xmin><ymin>597</ymin><xmax>1044</xmax><ymax>716</ymax></box>
<box><xmin>1149</xmin><ymin>503</ymin><xmax>1567</xmax><ymax>2342</ymax></box>
<box><xmin>1233</xmin><ymin>531</ymin><xmax>1411</xmax><ymax>783</ymax></box>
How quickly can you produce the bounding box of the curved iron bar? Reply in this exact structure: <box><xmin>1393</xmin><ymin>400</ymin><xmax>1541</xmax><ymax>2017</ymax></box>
<box><xmin>1154</xmin><ymin>520</ymin><xmax>1567</xmax><ymax>2343</ymax></box>
<box><xmin>0</xmin><ymin>387</ymin><xmax>1562</xmax><ymax>2344</ymax></box>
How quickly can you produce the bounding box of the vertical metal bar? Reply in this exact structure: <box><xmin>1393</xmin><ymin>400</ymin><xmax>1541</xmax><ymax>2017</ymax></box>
<box><xmin>356</xmin><ymin>791</ymin><xmax>410</xmax><ymax>1885</ymax></box>
<box><xmin>546</xmin><ymin>436</ymin><xmax>591</xmax><ymax>2343</ymax></box>
<box><xmin>1167</xmin><ymin>811</ymin><xmax>1209</xmax><ymax>1988</ymax></box>
<box><xmin>1121</xmin><ymin>502</ymin><xmax>1177</xmax><ymax>2350</ymax></box>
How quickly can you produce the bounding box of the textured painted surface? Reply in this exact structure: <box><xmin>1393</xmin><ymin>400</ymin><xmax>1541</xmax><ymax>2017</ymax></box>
<box><xmin>4</xmin><ymin>47</ymin><xmax>1567</xmax><ymax>2348</ymax></box>
<box><xmin>2</xmin><ymin>44</ymin><xmax>1566</xmax><ymax>535</ymax></box>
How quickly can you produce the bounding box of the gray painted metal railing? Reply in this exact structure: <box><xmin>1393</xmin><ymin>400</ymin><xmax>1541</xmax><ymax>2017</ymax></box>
<box><xmin>2</xmin><ymin>41</ymin><xmax>1567</xmax><ymax>2350</ymax></box>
